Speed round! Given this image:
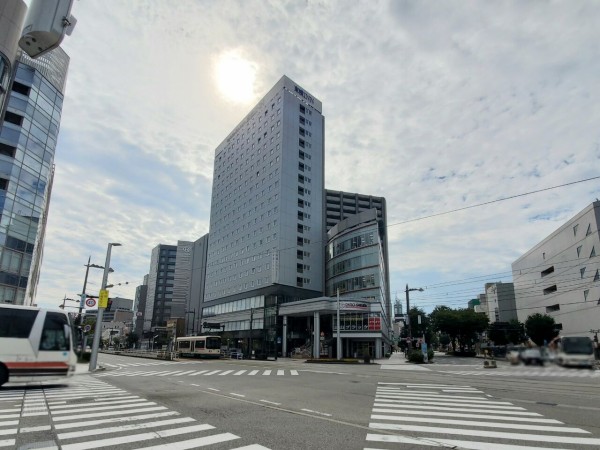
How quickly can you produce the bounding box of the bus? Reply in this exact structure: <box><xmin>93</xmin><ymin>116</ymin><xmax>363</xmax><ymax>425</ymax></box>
<box><xmin>556</xmin><ymin>336</ymin><xmax>595</xmax><ymax>368</ymax></box>
<box><xmin>0</xmin><ymin>304</ymin><xmax>77</xmax><ymax>387</ymax></box>
<box><xmin>176</xmin><ymin>335</ymin><xmax>222</xmax><ymax>358</ymax></box>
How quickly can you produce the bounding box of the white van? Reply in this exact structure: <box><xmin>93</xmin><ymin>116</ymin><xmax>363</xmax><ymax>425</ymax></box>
<box><xmin>556</xmin><ymin>336</ymin><xmax>595</xmax><ymax>368</ymax></box>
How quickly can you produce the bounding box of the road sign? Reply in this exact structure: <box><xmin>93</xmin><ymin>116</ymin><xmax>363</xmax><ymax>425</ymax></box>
<box><xmin>83</xmin><ymin>324</ymin><xmax>91</xmax><ymax>333</ymax></box>
<box><xmin>98</xmin><ymin>289</ymin><xmax>109</xmax><ymax>308</ymax></box>
<box><xmin>85</xmin><ymin>297</ymin><xmax>96</xmax><ymax>308</ymax></box>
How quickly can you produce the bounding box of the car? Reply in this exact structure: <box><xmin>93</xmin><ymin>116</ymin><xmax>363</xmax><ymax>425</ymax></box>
<box><xmin>506</xmin><ymin>346</ymin><xmax>524</xmax><ymax>365</ymax></box>
<box><xmin>520</xmin><ymin>348</ymin><xmax>543</xmax><ymax>366</ymax></box>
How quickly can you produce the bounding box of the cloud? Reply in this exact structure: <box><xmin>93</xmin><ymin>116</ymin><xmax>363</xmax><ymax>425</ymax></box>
<box><xmin>36</xmin><ymin>0</ymin><xmax>600</xmax><ymax>312</ymax></box>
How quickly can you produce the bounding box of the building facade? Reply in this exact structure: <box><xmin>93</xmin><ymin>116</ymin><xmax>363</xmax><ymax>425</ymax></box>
<box><xmin>0</xmin><ymin>45</ymin><xmax>69</xmax><ymax>305</ymax></box>
<box><xmin>187</xmin><ymin>234</ymin><xmax>208</xmax><ymax>335</ymax></box>
<box><xmin>484</xmin><ymin>282</ymin><xmax>517</xmax><ymax>323</ymax></box>
<box><xmin>143</xmin><ymin>244</ymin><xmax>177</xmax><ymax>332</ymax></box>
<box><xmin>133</xmin><ymin>274</ymin><xmax>148</xmax><ymax>339</ymax></box>
<box><xmin>201</xmin><ymin>76</ymin><xmax>324</xmax><ymax>356</ymax></box>
<box><xmin>512</xmin><ymin>201</ymin><xmax>600</xmax><ymax>338</ymax></box>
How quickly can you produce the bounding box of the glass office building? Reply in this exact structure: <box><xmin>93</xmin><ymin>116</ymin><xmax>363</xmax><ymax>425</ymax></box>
<box><xmin>0</xmin><ymin>48</ymin><xmax>69</xmax><ymax>305</ymax></box>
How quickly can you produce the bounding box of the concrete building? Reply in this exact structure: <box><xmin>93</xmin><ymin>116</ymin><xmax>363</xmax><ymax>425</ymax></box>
<box><xmin>143</xmin><ymin>244</ymin><xmax>177</xmax><ymax>332</ymax></box>
<box><xmin>133</xmin><ymin>274</ymin><xmax>148</xmax><ymax>339</ymax></box>
<box><xmin>186</xmin><ymin>234</ymin><xmax>208</xmax><ymax>335</ymax></box>
<box><xmin>484</xmin><ymin>282</ymin><xmax>517</xmax><ymax>323</ymax></box>
<box><xmin>512</xmin><ymin>201</ymin><xmax>600</xmax><ymax>338</ymax></box>
<box><xmin>202</xmin><ymin>75</ymin><xmax>324</xmax><ymax>357</ymax></box>
<box><xmin>0</xmin><ymin>1</ymin><xmax>70</xmax><ymax>305</ymax></box>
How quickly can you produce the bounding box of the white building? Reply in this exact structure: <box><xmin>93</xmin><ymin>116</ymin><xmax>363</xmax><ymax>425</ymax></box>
<box><xmin>483</xmin><ymin>282</ymin><xmax>517</xmax><ymax>323</ymax></box>
<box><xmin>512</xmin><ymin>201</ymin><xmax>600</xmax><ymax>338</ymax></box>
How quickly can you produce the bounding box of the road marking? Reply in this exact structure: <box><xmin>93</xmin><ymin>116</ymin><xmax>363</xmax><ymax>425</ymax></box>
<box><xmin>188</xmin><ymin>370</ymin><xmax>209</xmax><ymax>376</ymax></box>
<box><xmin>51</xmin><ymin>397</ymin><xmax>141</xmax><ymax>409</ymax></box>
<box><xmin>277</xmin><ymin>370</ymin><xmax>284</xmax><ymax>376</ymax></box>
<box><xmin>373</xmin><ymin>398</ymin><xmax>525</xmax><ymax>410</ymax></box>
<box><xmin>52</xmin><ymin>406</ymin><xmax>168</xmax><ymax>422</ymax></box>
<box><xmin>371</xmin><ymin>408</ymin><xmax>559</xmax><ymax>423</ymax></box>
<box><xmin>0</xmin><ymin>429</ymin><xmax>17</xmax><ymax>437</ymax></box>
<box><xmin>54</xmin><ymin>411</ymin><xmax>180</xmax><ymax>429</ymax></box>
<box><xmin>133</xmin><ymin>432</ymin><xmax>239</xmax><ymax>450</ymax></box>
<box><xmin>290</xmin><ymin>370</ymin><xmax>299</xmax><ymax>375</ymax></box>
<box><xmin>230</xmin><ymin>393</ymin><xmax>245</xmax><ymax>398</ymax></box>
<box><xmin>231</xmin><ymin>445</ymin><xmax>271</xmax><ymax>450</ymax></box>
<box><xmin>376</xmin><ymin>393</ymin><xmax>511</xmax><ymax>404</ymax></box>
<box><xmin>204</xmin><ymin>370</ymin><xmax>221</xmax><ymax>376</ymax></box>
<box><xmin>0</xmin><ymin>439</ymin><xmax>15</xmax><ymax>448</ymax></box>
<box><xmin>259</xmin><ymin>400</ymin><xmax>281</xmax><ymax>406</ymax></box>
<box><xmin>19</xmin><ymin>425</ymin><xmax>52</xmax><ymax>433</ymax></box>
<box><xmin>234</xmin><ymin>370</ymin><xmax>247</xmax><ymax>376</ymax></box>
<box><xmin>263</xmin><ymin>370</ymin><xmax>272</xmax><ymax>376</ymax></box>
<box><xmin>50</xmin><ymin>401</ymin><xmax>155</xmax><ymax>415</ymax></box>
<box><xmin>366</xmin><ymin>433</ymin><xmax>567</xmax><ymax>449</ymax></box>
<box><xmin>57</xmin><ymin>417</ymin><xmax>196</xmax><ymax>440</ymax></box>
<box><xmin>248</xmin><ymin>370</ymin><xmax>259</xmax><ymax>375</ymax></box>
<box><xmin>190</xmin><ymin>384</ymin><xmax>200</xmax><ymax>387</ymax></box>
<box><xmin>207</xmin><ymin>388</ymin><xmax>220</xmax><ymax>392</ymax></box>
<box><xmin>301</xmin><ymin>408</ymin><xmax>332</xmax><ymax>417</ymax></box>
<box><xmin>219</xmin><ymin>370</ymin><xmax>235</xmax><ymax>376</ymax></box>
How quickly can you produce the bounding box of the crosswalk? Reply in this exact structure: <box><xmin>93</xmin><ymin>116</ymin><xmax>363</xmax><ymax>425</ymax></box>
<box><xmin>96</xmin><ymin>368</ymin><xmax>299</xmax><ymax>378</ymax></box>
<box><xmin>364</xmin><ymin>382</ymin><xmax>600</xmax><ymax>449</ymax></box>
<box><xmin>437</xmin><ymin>368</ymin><xmax>600</xmax><ymax>378</ymax></box>
<box><xmin>1</xmin><ymin>377</ymin><xmax>270</xmax><ymax>449</ymax></box>
<box><xmin>102</xmin><ymin>361</ymin><xmax>198</xmax><ymax>369</ymax></box>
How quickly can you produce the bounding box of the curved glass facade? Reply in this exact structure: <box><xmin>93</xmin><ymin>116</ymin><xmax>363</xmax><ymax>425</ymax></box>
<box><xmin>0</xmin><ymin>49</ymin><xmax>68</xmax><ymax>304</ymax></box>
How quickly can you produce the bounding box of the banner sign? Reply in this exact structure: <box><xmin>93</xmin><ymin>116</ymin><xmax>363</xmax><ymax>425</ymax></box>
<box><xmin>340</xmin><ymin>301</ymin><xmax>369</xmax><ymax>311</ymax></box>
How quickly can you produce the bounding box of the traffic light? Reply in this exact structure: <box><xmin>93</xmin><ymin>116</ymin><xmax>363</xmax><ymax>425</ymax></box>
<box><xmin>106</xmin><ymin>299</ymin><xmax>113</xmax><ymax>312</ymax></box>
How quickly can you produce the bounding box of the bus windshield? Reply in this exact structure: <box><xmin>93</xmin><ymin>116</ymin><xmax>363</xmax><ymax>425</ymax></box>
<box><xmin>0</xmin><ymin>308</ymin><xmax>39</xmax><ymax>338</ymax></box>
<box><xmin>562</xmin><ymin>337</ymin><xmax>593</xmax><ymax>354</ymax></box>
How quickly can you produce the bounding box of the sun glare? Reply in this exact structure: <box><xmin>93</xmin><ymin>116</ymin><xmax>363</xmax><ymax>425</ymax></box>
<box><xmin>214</xmin><ymin>50</ymin><xmax>258</xmax><ymax>104</ymax></box>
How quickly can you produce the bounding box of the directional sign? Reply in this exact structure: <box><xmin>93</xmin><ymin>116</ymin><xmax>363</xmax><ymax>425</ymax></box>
<box><xmin>85</xmin><ymin>297</ymin><xmax>96</xmax><ymax>308</ymax></box>
<box><xmin>98</xmin><ymin>289</ymin><xmax>109</xmax><ymax>308</ymax></box>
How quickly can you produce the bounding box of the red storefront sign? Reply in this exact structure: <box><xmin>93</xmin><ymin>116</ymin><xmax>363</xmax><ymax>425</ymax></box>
<box><xmin>368</xmin><ymin>317</ymin><xmax>381</xmax><ymax>331</ymax></box>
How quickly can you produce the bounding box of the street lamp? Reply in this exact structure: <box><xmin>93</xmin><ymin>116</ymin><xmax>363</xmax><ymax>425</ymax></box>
<box><xmin>89</xmin><ymin>242</ymin><xmax>122</xmax><ymax>371</ymax></box>
<box><xmin>78</xmin><ymin>256</ymin><xmax>113</xmax><ymax>326</ymax></box>
<box><xmin>405</xmin><ymin>284</ymin><xmax>424</xmax><ymax>341</ymax></box>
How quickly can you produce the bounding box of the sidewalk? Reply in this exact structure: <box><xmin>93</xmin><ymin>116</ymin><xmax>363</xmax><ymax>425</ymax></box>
<box><xmin>378</xmin><ymin>351</ymin><xmax>432</xmax><ymax>371</ymax></box>
<box><xmin>73</xmin><ymin>362</ymin><xmax>105</xmax><ymax>376</ymax></box>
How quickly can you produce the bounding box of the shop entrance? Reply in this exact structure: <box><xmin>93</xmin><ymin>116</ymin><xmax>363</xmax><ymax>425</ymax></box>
<box><xmin>351</xmin><ymin>340</ymin><xmax>375</xmax><ymax>358</ymax></box>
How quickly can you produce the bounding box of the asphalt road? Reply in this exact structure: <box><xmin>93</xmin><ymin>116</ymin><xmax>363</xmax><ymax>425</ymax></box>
<box><xmin>3</xmin><ymin>352</ymin><xmax>599</xmax><ymax>449</ymax></box>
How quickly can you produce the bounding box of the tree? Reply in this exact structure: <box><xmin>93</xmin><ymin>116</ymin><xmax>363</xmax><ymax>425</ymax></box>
<box><xmin>506</xmin><ymin>320</ymin><xmax>526</xmax><ymax>345</ymax></box>
<box><xmin>126</xmin><ymin>333</ymin><xmax>139</xmax><ymax>349</ymax></box>
<box><xmin>525</xmin><ymin>313</ymin><xmax>559</xmax><ymax>346</ymax></box>
<box><xmin>488</xmin><ymin>322</ymin><xmax>510</xmax><ymax>346</ymax></box>
<box><xmin>430</xmin><ymin>306</ymin><xmax>488</xmax><ymax>353</ymax></box>
<box><xmin>112</xmin><ymin>336</ymin><xmax>121</xmax><ymax>348</ymax></box>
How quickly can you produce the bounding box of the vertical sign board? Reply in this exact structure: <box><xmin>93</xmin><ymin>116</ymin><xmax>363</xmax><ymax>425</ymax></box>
<box><xmin>98</xmin><ymin>289</ymin><xmax>109</xmax><ymax>309</ymax></box>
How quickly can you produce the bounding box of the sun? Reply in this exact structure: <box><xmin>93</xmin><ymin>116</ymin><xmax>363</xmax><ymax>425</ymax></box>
<box><xmin>214</xmin><ymin>50</ymin><xmax>258</xmax><ymax>104</ymax></box>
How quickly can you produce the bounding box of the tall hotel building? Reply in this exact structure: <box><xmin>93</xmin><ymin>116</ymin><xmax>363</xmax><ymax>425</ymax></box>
<box><xmin>0</xmin><ymin>1</ymin><xmax>70</xmax><ymax>305</ymax></box>
<box><xmin>203</xmin><ymin>76</ymin><xmax>324</xmax><ymax>351</ymax></box>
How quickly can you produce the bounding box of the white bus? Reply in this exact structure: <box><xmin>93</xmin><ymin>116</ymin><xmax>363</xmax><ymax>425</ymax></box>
<box><xmin>176</xmin><ymin>335</ymin><xmax>222</xmax><ymax>359</ymax></box>
<box><xmin>0</xmin><ymin>304</ymin><xmax>77</xmax><ymax>386</ymax></box>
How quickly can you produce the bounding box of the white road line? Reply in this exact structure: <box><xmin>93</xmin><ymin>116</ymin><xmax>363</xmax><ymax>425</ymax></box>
<box><xmin>277</xmin><ymin>370</ymin><xmax>284</xmax><ymax>376</ymax></box>
<box><xmin>263</xmin><ymin>370</ymin><xmax>272</xmax><ymax>376</ymax></box>
<box><xmin>204</xmin><ymin>370</ymin><xmax>221</xmax><ymax>376</ymax></box>
<box><xmin>0</xmin><ymin>415</ymin><xmax>18</xmax><ymax>420</ymax></box>
<box><xmin>375</xmin><ymin>393</ymin><xmax>511</xmax><ymax>404</ymax></box>
<box><xmin>0</xmin><ymin>409</ymin><xmax>19</xmax><ymax>414</ymax></box>
<box><xmin>248</xmin><ymin>370</ymin><xmax>259</xmax><ymax>375</ymax></box>
<box><xmin>368</xmin><ymin>423</ymin><xmax>600</xmax><ymax>445</ymax></box>
<box><xmin>207</xmin><ymin>388</ymin><xmax>220</xmax><ymax>392</ymax></box>
<box><xmin>57</xmin><ymin>417</ymin><xmax>196</xmax><ymax>440</ymax></box>
<box><xmin>190</xmin><ymin>384</ymin><xmax>200</xmax><ymax>387</ymax></box>
<box><xmin>139</xmin><ymin>371</ymin><xmax>166</xmax><ymax>377</ymax></box>
<box><xmin>373</xmin><ymin>399</ymin><xmax>524</xmax><ymax>410</ymax></box>
<box><xmin>365</xmin><ymin>433</ymin><xmax>569</xmax><ymax>450</ymax></box>
<box><xmin>290</xmin><ymin>370</ymin><xmax>299</xmax><ymax>376</ymax></box>
<box><xmin>52</xmin><ymin>406</ymin><xmax>167</xmax><ymax>422</ymax></box>
<box><xmin>371</xmin><ymin>408</ymin><xmax>560</xmax><ymax>423</ymax></box>
<box><xmin>219</xmin><ymin>370</ymin><xmax>235</xmax><ymax>376</ymax></box>
<box><xmin>370</xmin><ymin>415</ymin><xmax>586</xmax><ymax>433</ymax></box>
<box><xmin>234</xmin><ymin>370</ymin><xmax>247</xmax><ymax>376</ymax></box>
<box><xmin>259</xmin><ymin>400</ymin><xmax>281</xmax><ymax>406</ymax></box>
<box><xmin>231</xmin><ymin>445</ymin><xmax>271</xmax><ymax>450</ymax></box>
<box><xmin>54</xmin><ymin>411</ymin><xmax>180</xmax><ymax>429</ymax></box>
<box><xmin>19</xmin><ymin>425</ymin><xmax>52</xmax><ymax>433</ymax></box>
<box><xmin>301</xmin><ymin>408</ymin><xmax>332</xmax><ymax>417</ymax></box>
<box><xmin>0</xmin><ymin>429</ymin><xmax>17</xmax><ymax>436</ymax></box>
<box><xmin>50</xmin><ymin>401</ymin><xmax>154</xmax><ymax>415</ymax></box>
<box><xmin>0</xmin><ymin>420</ymin><xmax>18</xmax><ymax>427</ymax></box>
<box><xmin>175</xmin><ymin>371</ymin><xmax>196</xmax><ymax>376</ymax></box>
<box><xmin>230</xmin><ymin>393</ymin><xmax>245</xmax><ymax>397</ymax></box>
<box><xmin>0</xmin><ymin>439</ymin><xmax>15</xmax><ymax>448</ymax></box>
<box><xmin>133</xmin><ymin>432</ymin><xmax>239</xmax><ymax>450</ymax></box>
<box><xmin>51</xmin><ymin>398</ymin><xmax>141</xmax><ymax>409</ymax></box>
<box><xmin>188</xmin><ymin>370</ymin><xmax>209</xmax><ymax>376</ymax></box>
<box><xmin>377</xmin><ymin>390</ymin><xmax>487</xmax><ymax>401</ymax></box>
<box><xmin>60</xmin><ymin>424</ymin><xmax>215</xmax><ymax>450</ymax></box>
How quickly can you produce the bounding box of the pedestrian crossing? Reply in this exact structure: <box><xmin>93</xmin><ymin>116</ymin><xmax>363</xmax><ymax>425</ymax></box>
<box><xmin>1</xmin><ymin>377</ymin><xmax>271</xmax><ymax>449</ymax></box>
<box><xmin>95</xmin><ymin>368</ymin><xmax>300</xmax><ymax>378</ymax></box>
<box><xmin>437</xmin><ymin>368</ymin><xmax>600</xmax><ymax>378</ymax></box>
<box><xmin>364</xmin><ymin>382</ymin><xmax>600</xmax><ymax>449</ymax></box>
<box><xmin>102</xmin><ymin>361</ymin><xmax>198</xmax><ymax>369</ymax></box>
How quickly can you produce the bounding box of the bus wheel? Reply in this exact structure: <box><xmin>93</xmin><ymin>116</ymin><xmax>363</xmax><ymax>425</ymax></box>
<box><xmin>0</xmin><ymin>365</ymin><xmax>7</xmax><ymax>387</ymax></box>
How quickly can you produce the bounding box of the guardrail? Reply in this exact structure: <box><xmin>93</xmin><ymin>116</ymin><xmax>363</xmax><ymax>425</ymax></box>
<box><xmin>102</xmin><ymin>349</ymin><xmax>178</xmax><ymax>361</ymax></box>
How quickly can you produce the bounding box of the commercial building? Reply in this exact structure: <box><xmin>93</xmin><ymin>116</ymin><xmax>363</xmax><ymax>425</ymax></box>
<box><xmin>512</xmin><ymin>201</ymin><xmax>600</xmax><ymax>338</ymax></box>
<box><xmin>143</xmin><ymin>244</ymin><xmax>177</xmax><ymax>333</ymax></box>
<box><xmin>133</xmin><ymin>274</ymin><xmax>148</xmax><ymax>339</ymax></box>
<box><xmin>483</xmin><ymin>282</ymin><xmax>517</xmax><ymax>323</ymax></box>
<box><xmin>0</xmin><ymin>48</ymin><xmax>69</xmax><ymax>305</ymax></box>
<box><xmin>202</xmin><ymin>75</ymin><xmax>324</xmax><ymax>357</ymax></box>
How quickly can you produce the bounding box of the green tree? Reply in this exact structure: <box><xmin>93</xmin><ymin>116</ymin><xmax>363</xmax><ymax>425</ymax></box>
<box><xmin>408</xmin><ymin>307</ymin><xmax>430</xmax><ymax>340</ymax></box>
<box><xmin>506</xmin><ymin>320</ymin><xmax>526</xmax><ymax>344</ymax></box>
<box><xmin>112</xmin><ymin>336</ymin><xmax>121</xmax><ymax>348</ymax></box>
<box><xmin>430</xmin><ymin>306</ymin><xmax>488</xmax><ymax>352</ymax></box>
<box><xmin>488</xmin><ymin>322</ymin><xmax>510</xmax><ymax>346</ymax></box>
<box><xmin>126</xmin><ymin>333</ymin><xmax>139</xmax><ymax>348</ymax></box>
<box><xmin>525</xmin><ymin>313</ymin><xmax>559</xmax><ymax>346</ymax></box>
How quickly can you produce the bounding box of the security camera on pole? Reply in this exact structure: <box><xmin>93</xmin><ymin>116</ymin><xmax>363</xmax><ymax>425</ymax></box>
<box><xmin>89</xmin><ymin>242</ymin><xmax>121</xmax><ymax>371</ymax></box>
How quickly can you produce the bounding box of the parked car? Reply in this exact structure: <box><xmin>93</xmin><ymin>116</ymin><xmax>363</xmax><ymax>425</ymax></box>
<box><xmin>520</xmin><ymin>348</ymin><xmax>543</xmax><ymax>366</ymax></box>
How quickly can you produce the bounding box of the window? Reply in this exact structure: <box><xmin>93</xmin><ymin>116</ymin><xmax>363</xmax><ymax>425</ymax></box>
<box><xmin>595</xmin><ymin>269</ymin><xmax>600</xmax><ymax>282</ymax></box>
<box><xmin>590</xmin><ymin>246</ymin><xmax>596</xmax><ymax>258</ymax></box>
<box><xmin>586</xmin><ymin>224</ymin><xmax>592</xmax><ymax>236</ymax></box>
<box><xmin>584</xmin><ymin>289</ymin><xmax>589</xmax><ymax>300</ymax></box>
<box><xmin>0</xmin><ymin>143</ymin><xmax>16</xmax><ymax>158</ymax></box>
<box><xmin>573</xmin><ymin>224</ymin><xmax>579</xmax><ymax>236</ymax></box>
<box><xmin>577</xmin><ymin>245</ymin><xmax>583</xmax><ymax>257</ymax></box>
<box><xmin>0</xmin><ymin>308</ymin><xmax>38</xmax><ymax>338</ymax></box>
<box><xmin>543</xmin><ymin>285</ymin><xmax>557</xmax><ymax>295</ymax></box>
<box><xmin>4</xmin><ymin>111</ymin><xmax>23</xmax><ymax>126</ymax></box>
<box><xmin>39</xmin><ymin>312</ymin><xmax>70</xmax><ymax>351</ymax></box>
<box><xmin>12</xmin><ymin>81</ymin><xmax>30</xmax><ymax>96</ymax></box>
<box><xmin>545</xmin><ymin>304</ymin><xmax>560</xmax><ymax>313</ymax></box>
<box><xmin>580</xmin><ymin>267</ymin><xmax>586</xmax><ymax>279</ymax></box>
<box><xmin>541</xmin><ymin>266</ymin><xmax>554</xmax><ymax>277</ymax></box>
<box><xmin>0</xmin><ymin>178</ymin><xmax>8</xmax><ymax>191</ymax></box>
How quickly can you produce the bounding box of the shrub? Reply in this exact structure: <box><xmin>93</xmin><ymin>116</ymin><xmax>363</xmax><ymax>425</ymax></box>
<box><xmin>408</xmin><ymin>350</ymin><xmax>424</xmax><ymax>363</ymax></box>
<box><xmin>427</xmin><ymin>349</ymin><xmax>434</xmax><ymax>361</ymax></box>
<box><xmin>385</xmin><ymin>352</ymin><xmax>391</xmax><ymax>358</ymax></box>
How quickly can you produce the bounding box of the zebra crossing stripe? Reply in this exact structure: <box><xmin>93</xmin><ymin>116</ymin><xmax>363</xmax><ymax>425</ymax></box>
<box><xmin>51</xmin><ymin>402</ymin><xmax>157</xmax><ymax>416</ymax></box>
<box><xmin>373</xmin><ymin>398</ymin><xmax>525</xmax><ymax>410</ymax></box>
<box><xmin>0</xmin><ymin>439</ymin><xmax>15</xmax><ymax>448</ymax></box>
<box><xmin>371</xmin><ymin>408</ymin><xmax>560</xmax><ymax>423</ymax></box>
<box><xmin>133</xmin><ymin>432</ymin><xmax>239</xmax><ymax>450</ymax></box>
<box><xmin>369</xmin><ymin>422</ymin><xmax>600</xmax><ymax>445</ymax></box>
<box><xmin>188</xmin><ymin>370</ymin><xmax>209</xmax><ymax>376</ymax></box>
<box><xmin>248</xmin><ymin>370</ymin><xmax>259</xmax><ymax>375</ymax></box>
<box><xmin>290</xmin><ymin>370</ymin><xmax>299</xmax><ymax>375</ymax></box>
<box><xmin>53</xmin><ymin>406</ymin><xmax>168</xmax><ymax>422</ymax></box>
<box><xmin>219</xmin><ymin>370</ymin><xmax>235</xmax><ymax>376</ymax></box>
<box><xmin>234</xmin><ymin>370</ymin><xmax>247</xmax><ymax>375</ymax></box>
<box><xmin>203</xmin><ymin>370</ymin><xmax>220</xmax><ymax>376</ymax></box>
<box><xmin>277</xmin><ymin>370</ymin><xmax>284</xmax><ymax>376</ymax></box>
<box><xmin>365</xmin><ymin>433</ymin><xmax>559</xmax><ymax>449</ymax></box>
<box><xmin>54</xmin><ymin>411</ymin><xmax>180</xmax><ymax>430</ymax></box>
<box><xmin>371</xmin><ymin>403</ymin><xmax>540</xmax><ymax>416</ymax></box>
<box><xmin>57</xmin><ymin>417</ymin><xmax>196</xmax><ymax>440</ymax></box>
<box><xmin>376</xmin><ymin>393</ymin><xmax>512</xmax><ymax>405</ymax></box>
<box><xmin>263</xmin><ymin>370</ymin><xmax>272</xmax><ymax>376</ymax></box>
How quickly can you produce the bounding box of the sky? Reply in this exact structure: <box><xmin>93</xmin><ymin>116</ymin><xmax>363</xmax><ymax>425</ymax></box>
<box><xmin>35</xmin><ymin>0</ymin><xmax>600</xmax><ymax>314</ymax></box>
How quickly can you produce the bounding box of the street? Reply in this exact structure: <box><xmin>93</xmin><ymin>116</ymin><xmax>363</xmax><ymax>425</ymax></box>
<box><xmin>2</xmin><ymin>353</ymin><xmax>599</xmax><ymax>449</ymax></box>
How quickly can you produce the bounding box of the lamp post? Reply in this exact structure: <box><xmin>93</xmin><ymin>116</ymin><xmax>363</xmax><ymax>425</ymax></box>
<box><xmin>78</xmin><ymin>256</ymin><xmax>112</xmax><ymax>326</ymax></box>
<box><xmin>152</xmin><ymin>334</ymin><xmax>159</xmax><ymax>351</ymax></box>
<box><xmin>336</xmin><ymin>289</ymin><xmax>341</xmax><ymax>360</ymax></box>
<box><xmin>405</xmin><ymin>284</ymin><xmax>423</xmax><ymax>343</ymax></box>
<box><xmin>89</xmin><ymin>242</ymin><xmax>121</xmax><ymax>371</ymax></box>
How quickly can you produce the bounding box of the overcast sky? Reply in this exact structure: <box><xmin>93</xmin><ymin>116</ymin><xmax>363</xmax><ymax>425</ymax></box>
<box><xmin>35</xmin><ymin>0</ymin><xmax>600</xmax><ymax>314</ymax></box>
